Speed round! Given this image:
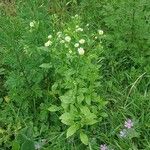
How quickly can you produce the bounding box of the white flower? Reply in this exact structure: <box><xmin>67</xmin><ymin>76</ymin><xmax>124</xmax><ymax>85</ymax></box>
<box><xmin>76</xmin><ymin>25</ymin><xmax>79</xmax><ymax>28</ymax></box>
<box><xmin>69</xmin><ymin>50</ymin><xmax>72</xmax><ymax>54</ymax></box>
<box><xmin>98</xmin><ymin>30</ymin><xmax>104</xmax><ymax>35</ymax></box>
<box><xmin>57</xmin><ymin>32</ymin><xmax>62</xmax><ymax>38</ymax></box>
<box><xmin>65</xmin><ymin>36</ymin><xmax>71</xmax><ymax>42</ymax></box>
<box><xmin>48</xmin><ymin>35</ymin><xmax>52</xmax><ymax>39</ymax></box>
<box><xmin>60</xmin><ymin>40</ymin><xmax>65</xmax><ymax>44</ymax></box>
<box><xmin>76</xmin><ymin>28</ymin><xmax>83</xmax><ymax>32</ymax></box>
<box><xmin>30</xmin><ymin>21</ymin><xmax>36</xmax><ymax>27</ymax></box>
<box><xmin>74</xmin><ymin>43</ymin><xmax>79</xmax><ymax>47</ymax></box>
<box><xmin>95</xmin><ymin>36</ymin><xmax>98</xmax><ymax>39</ymax></box>
<box><xmin>86</xmin><ymin>24</ymin><xmax>89</xmax><ymax>27</ymax></box>
<box><xmin>75</xmin><ymin>14</ymin><xmax>79</xmax><ymax>18</ymax></box>
<box><xmin>79</xmin><ymin>39</ymin><xmax>85</xmax><ymax>44</ymax></box>
<box><xmin>78</xmin><ymin>47</ymin><xmax>85</xmax><ymax>55</ymax></box>
<box><xmin>44</xmin><ymin>40</ymin><xmax>52</xmax><ymax>47</ymax></box>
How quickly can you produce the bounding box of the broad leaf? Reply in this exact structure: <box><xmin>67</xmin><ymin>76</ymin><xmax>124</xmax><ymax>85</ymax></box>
<box><xmin>66</xmin><ymin>124</ymin><xmax>79</xmax><ymax>138</ymax></box>
<box><xmin>59</xmin><ymin>113</ymin><xmax>74</xmax><ymax>125</ymax></box>
<box><xmin>80</xmin><ymin>132</ymin><xmax>89</xmax><ymax>145</ymax></box>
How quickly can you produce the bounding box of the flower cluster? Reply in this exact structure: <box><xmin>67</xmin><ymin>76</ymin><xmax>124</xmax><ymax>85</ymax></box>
<box><xmin>100</xmin><ymin>144</ymin><xmax>114</xmax><ymax>150</ymax></box>
<box><xmin>119</xmin><ymin>119</ymin><xmax>134</xmax><ymax>138</ymax></box>
<box><xmin>100</xmin><ymin>144</ymin><xmax>108</xmax><ymax>150</ymax></box>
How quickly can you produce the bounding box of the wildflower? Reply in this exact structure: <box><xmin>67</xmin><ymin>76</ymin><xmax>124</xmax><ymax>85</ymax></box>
<box><xmin>78</xmin><ymin>47</ymin><xmax>85</xmax><ymax>55</ymax></box>
<box><xmin>74</xmin><ymin>43</ymin><xmax>79</xmax><ymax>47</ymax></box>
<box><xmin>35</xmin><ymin>142</ymin><xmax>41</xmax><ymax>150</ymax></box>
<box><xmin>119</xmin><ymin>129</ymin><xmax>127</xmax><ymax>138</ymax></box>
<box><xmin>95</xmin><ymin>36</ymin><xmax>98</xmax><ymax>39</ymax></box>
<box><xmin>60</xmin><ymin>40</ymin><xmax>65</xmax><ymax>44</ymax></box>
<box><xmin>86</xmin><ymin>24</ymin><xmax>89</xmax><ymax>27</ymax></box>
<box><xmin>124</xmin><ymin>119</ymin><xmax>133</xmax><ymax>129</ymax></box>
<box><xmin>48</xmin><ymin>35</ymin><xmax>52</xmax><ymax>39</ymax></box>
<box><xmin>44</xmin><ymin>40</ymin><xmax>52</xmax><ymax>47</ymax></box>
<box><xmin>76</xmin><ymin>28</ymin><xmax>83</xmax><ymax>32</ymax></box>
<box><xmin>98</xmin><ymin>30</ymin><xmax>104</xmax><ymax>35</ymax></box>
<box><xmin>79</xmin><ymin>39</ymin><xmax>85</xmax><ymax>44</ymax></box>
<box><xmin>30</xmin><ymin>21</ymin><xmax>36</xmax><ymax>28</ymax></box>
<box><xmin>57</xmin><ymin>32</ymin><xmax>62</xmax><ymax>38</ymax></box>
<box><xmin>69</xmin><ymin>50</ymin><xmax>72</xmax><ymax>54</ymax></box>
<box><xmin>65</xmin><ymin>36</ymin><xmax>71</xmax><ymax>42</ymax></box>
<box><xmin>100</xmin><ymin>144</ymin><xmax>108</xmax><ymax>150</ymax></box>
<box><xmin>75</xmin><ymin>14</ymin><xmax>79</xmax><ymax>18</ymax></box>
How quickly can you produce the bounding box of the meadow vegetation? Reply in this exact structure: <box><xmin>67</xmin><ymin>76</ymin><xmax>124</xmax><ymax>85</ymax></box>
<box><xmin>0</xmin><ymin>0</ymin><xmax>150</xmax><ymax>149</ymax></box>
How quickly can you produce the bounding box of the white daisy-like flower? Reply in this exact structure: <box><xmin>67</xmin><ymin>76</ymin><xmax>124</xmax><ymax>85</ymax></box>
<box><xmin>76</xmin><ymin>28</ymin><xmax>83</xmax><ymax>32</ymax></box>
<box><xmin>30</xmin><ymin>21</ymin><xmax>36</xmax><ymax>27</ymax></box>
<box><xmin>65</xmin><ymin>36</ymin><xmax>71</xmax><ymax>42</ymax></box>
<box><xmin>74</xmin><ymin>43</ymin><xmax>79</xmax><ymax>47</ymax></box>
<box><xmin>98</xmin><ymin>30</ymin><xmax>104</xmax><ymax>35</ymax></box>
<box><xmin>79</xmin><ymin>39</ymin><xmax>85</xmax><ymax>44</ymax></box>
<box><xmin>44</xmin><ymin>40</ymin><xmax>52</xmax><ymax>47</ymax></box>
<box><xmin>48</xmin><ymin>35</ymin><xmax>52</xmax><ymax>39</ymax></box>
<box><xmin>78</xmin><ymin>47</ymin><xmax>85</xmax><ymax>55</ymax></box>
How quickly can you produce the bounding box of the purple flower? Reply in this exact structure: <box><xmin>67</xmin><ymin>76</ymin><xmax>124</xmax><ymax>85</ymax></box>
<box><xmin>100</xmin><ymin>144</ymin><xmax>108</xmax><ymax>150</ymax></box>
<box><xmin>124</xmin><ymin>119</ymin><xmax>133</xmax><ymax>129</ymax></box>
<box><xmin>119</xmin><ymin>129</ymin><xmax>127</xmax><ymax>138</ymax></box>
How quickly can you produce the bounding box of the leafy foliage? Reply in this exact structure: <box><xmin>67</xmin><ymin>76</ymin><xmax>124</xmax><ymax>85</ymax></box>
<box><xmin>0</xmin><ymin>0</ymin><xmax>150</xmax><ymax>149</ymax></box>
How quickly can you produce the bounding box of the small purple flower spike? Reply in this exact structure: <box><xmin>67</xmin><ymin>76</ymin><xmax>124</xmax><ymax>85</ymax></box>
<box><xmin>124</xmin><ymin>119</ymin><xmax>133</xmax><ymax>129</ymax></box>
<box><xmin>100</xmin><ymin>144</ymin><xmax>108</xmax><ymax>150</ymax></box>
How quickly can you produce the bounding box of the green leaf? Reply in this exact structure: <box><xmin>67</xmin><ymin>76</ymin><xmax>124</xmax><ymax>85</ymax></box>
<box><xmin>80</xmin><ymin>132</ymin><xmax>89</xmax><ymax>145</ymax></box>
<box><xmin>66</xmin><ymin>124</ymin><xmax>79</xmax><ymax>138</ymax></box>
<box><xmin>77</xmin><ymin>94</ymin><xmax>84</xmax><ymax>104</ymax></box>
<box><xmin>80</xmin><ymin>106</ymin><xmax>91</xmax><ymax>116</ymax></box>
<box><xmin>39</xmin><ymin>63</ymin><xmax>52</xmax><ymax>69</ymax></box>
<box><xmin>85</xmin><ymin>95</ymin><xmax>91</xmax><ymax>105</ymax></box>
<box><xmin>59</xmin><ymin>112</ymin><xmax>74</xmax><ymax>125</ymax></box>
<box><xmin>21</xmin><ymin>139</ymin><xmax>35</xmax><ymax>150</ymax></box>
<box><xmin>86</xmin><ymin>119</ymin><xmax>98</xmax><ymax>125</ymax></box>
<box><xmin>59</xmin><ymin>90</ymin><xmax>75</xmax><ymax>104</ymax></box>
<box><xmin>0</xmin><ymin>98</ymin><xmax>3</xmax><ymax>104</ymax></box>
<box><xmin>100</xmin><ymin>112</ymin><xmax>108</xmax><ymax>118</ymax></box>
<box><xmin>0</xmin><ymin>68</ymin><xmax>5</xmax><ymax>75</ymax></box>
<box><xmin>48</xmin><ymin>105</ymin><xmax>60</xmax><ymax>112</ymax></box>
<box><xmin>12</xmin><ymin>141</ymin><xmax>20</xmax><ymax>150</ymax></box>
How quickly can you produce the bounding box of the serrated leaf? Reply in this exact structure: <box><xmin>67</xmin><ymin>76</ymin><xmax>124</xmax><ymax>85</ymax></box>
<box><xmin>39</xmin><ymin>63</ymin><xmax>52</xmax><ymax>69</ymax></box>
<box><xmin>80</xmin><ymin>132</ymin><xmax>89</xmax><ymax>145</ymax></box>
<box><xmin>66</xmin><ymin>124</ymin><xmax>79</xmax><ymax>138</ymax></box>
<box><xmin>48</xmin><ymin>105</ymin><xmax>60</xmax><ymax>112</ymax></box>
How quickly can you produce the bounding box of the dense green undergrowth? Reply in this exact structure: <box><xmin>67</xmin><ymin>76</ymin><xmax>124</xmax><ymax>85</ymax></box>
<box><xmin>0</xmin><ymin>0</ymin><xmax>150</xmax><ymax>150</ymax></box>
